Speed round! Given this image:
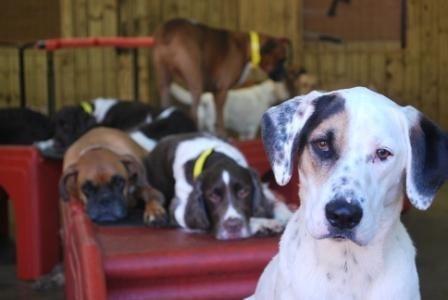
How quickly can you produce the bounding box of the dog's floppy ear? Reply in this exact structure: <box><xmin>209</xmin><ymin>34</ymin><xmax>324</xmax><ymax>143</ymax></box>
<box><xmin>59</xmin><ymin>165</ymin><xmax>78</xmax><ymax>201</ymax></box>
<box><xmin>261</xmin><ymin>91</ymin><xmax>324</xmax><ymax>186</ymax></box>
<box><xmin>249</xmin><ymin>168</ymin><xmax>273</xmax><ymax>218</ymax></box>
<box><xmin>403</xmin><ymin>106</ymin><xmax>448</xmax><ymax>210</ymax></box>
<box><xmin>184</xmin><ymin>179</ymin><xmax>210</xmax><ymax>231</ymax></box>
<box><xmin>120</xmin><ymin>154</ymin><xmax>149</xmax><ymax>188</ymax></box>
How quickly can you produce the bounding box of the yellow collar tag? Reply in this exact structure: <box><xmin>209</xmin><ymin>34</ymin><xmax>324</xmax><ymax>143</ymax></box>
<box><xmin>193</xmin><ymin>149</ymin><xmax>214</xmax><ymax>179</ymax></box>
<box><xmin>249</xmin><ymin>31</ymin><xmax>261</xmax><ymax>67</ymax></box>
<box><xmin>80</xmin><ymin>101</ymin><xmax>93</xmax><ymax>114</ymax></box>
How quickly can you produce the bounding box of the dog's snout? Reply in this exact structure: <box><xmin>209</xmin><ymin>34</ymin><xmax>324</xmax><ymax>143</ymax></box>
<box><xmin>223</xmin><ymin>218</ymin><xmax>244</xmax><ymax>233</ymax></box>
<box><xmin>98</xmin><ymin>192</ymin><xmax>113</xmax><ymax>204</ymax></box>
<box><xmin>325</xmin><ymin>200</ymin><xmax>363</xmax><ymax>230</ymax></box>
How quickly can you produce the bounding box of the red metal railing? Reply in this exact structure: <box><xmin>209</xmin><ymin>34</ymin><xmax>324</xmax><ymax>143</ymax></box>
<box><xmin>34</xmin><ymin>36</ymin><xmax>156</xmax><ymax>50</ymax></box>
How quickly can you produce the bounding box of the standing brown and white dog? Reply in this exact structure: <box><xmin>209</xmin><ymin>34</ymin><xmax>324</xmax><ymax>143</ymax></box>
<box><xmin>153</xmin><ymin>18</ymin><xmax>290</xmax><ymax>132</ymax></box>
<box><xmin>59</xmin><ymin>127</ymin><xmax>165</xmax><ymax>224</ymax></box>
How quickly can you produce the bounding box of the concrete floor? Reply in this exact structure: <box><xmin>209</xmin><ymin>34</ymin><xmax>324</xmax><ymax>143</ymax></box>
<box><xmin>402</xmin><ymin>183</ymin><xmax>448</xmax><ymax>299</ymax></box>
<box><xmin>0</xmin><ymin>184</ymin><xmax>447</xmax><ymax>299</ymax></box>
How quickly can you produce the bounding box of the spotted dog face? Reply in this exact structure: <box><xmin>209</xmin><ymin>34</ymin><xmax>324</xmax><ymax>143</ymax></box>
<box><xmin>262</xmin><ymin>87</ymin><xmax>448</xmax><ymax>246</ymax></box>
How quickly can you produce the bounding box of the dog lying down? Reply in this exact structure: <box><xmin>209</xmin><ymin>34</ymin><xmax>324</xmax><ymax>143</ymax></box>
<box><xmin>36</xmin><ymin>98</ymin><xmax>156</xmax><ymax>157</ymax></box>
<box><xmin>35</xmin><ymin>98</ymin><xmax>196</xmax><ymax>158</ymax></box>
<box><xmin>170</xmin><ymin>80</ymin><xmax>289</xmax><ymax>140</ymax></box>
<box><xmin>249</xmin><ymin>87</ymin><xmax>448</xmax><ymax>299</ymax></box>
<box><xmin>144</xmin><ymin>133</ymin><xmax>293</xmax><ymax>240</ymax></box>
<box><xmin>59</xmin><ymin>127</ymin><xmax>165</xmax><ymax>224</ymax></box>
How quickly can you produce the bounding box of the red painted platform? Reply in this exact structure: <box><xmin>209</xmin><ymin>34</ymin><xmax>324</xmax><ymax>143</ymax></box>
<box><xmin>0</xmin><ymin>146</ymin><xmax>62</xmax><ymax>280</ymax></box>
<box><xmin>63</xmin><ymin>139</ymin><xmax>299</xmax><ymax>300</ymax></box>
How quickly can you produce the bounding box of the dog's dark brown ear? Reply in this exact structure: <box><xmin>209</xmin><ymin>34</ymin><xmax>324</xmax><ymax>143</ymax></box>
<box><xmin>403</xmin><ymin>106</ymin><xmax>448</xmax><ymax>210</ymax></box>
<box><xmin>120</xmin><ymin>155</ymin><xmax>149</xmax><ymax>188</ymax></box>
<box><xmin>249</xmin><ymin>168</ymin><xmax>273</xmax><ymax>218</ymax></box>
<box><xmin>184</xmin><ymin>180</ymin><xmax>210</xmax><ymax>231</ymax></box>
<box><xmin>261</xmin><ymin>91</ymin><xmax>326</xmax><ymax>185</ymax></box>
<box><xmin>59</xmin><ymin>165</ymin><xmax>78</xmax><ymax>201</ymax></box>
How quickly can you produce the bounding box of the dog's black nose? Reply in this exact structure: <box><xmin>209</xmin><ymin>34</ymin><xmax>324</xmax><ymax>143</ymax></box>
<box><xmin>223</xmin><ymin>218</ymin><xmax>244</xmax><ymax>233</ymax></box>
<box><xmin>325</xmin><ymin>200</ymin><xmax>363</xmax><ymax>230</ymax></box>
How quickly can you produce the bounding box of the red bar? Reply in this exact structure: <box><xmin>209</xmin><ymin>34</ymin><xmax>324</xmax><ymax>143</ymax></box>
<box><xmin>35</xmin><ymin>37</ymin><xmax>156</xmax><ymax>51</ymax></box>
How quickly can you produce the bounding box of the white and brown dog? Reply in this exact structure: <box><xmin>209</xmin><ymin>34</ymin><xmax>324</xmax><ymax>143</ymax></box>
<box><xmin>170</xmin><ymin>80</ymin><xmax>289</xmax><ymax>140</ymax></box>
<box><xmin>250</xmin><ymin>87</ymin><xmax>448</xmax><ymax>299</ymax></box>
<box><xmin>144</xmin><ymin>133</ymin><xmax>292</xmax><ymax>240</ymax></box>
<box><xmin>153</xmin><ymin>18</ymin><xmax>289</xmax><ymax>133</ymax></box>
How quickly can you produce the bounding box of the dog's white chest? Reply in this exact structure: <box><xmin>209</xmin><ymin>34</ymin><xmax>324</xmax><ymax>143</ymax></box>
<box><xmin>253</xmin><ymin>211</ymin><xmax>420</xmax><ymax>300</ymax></box>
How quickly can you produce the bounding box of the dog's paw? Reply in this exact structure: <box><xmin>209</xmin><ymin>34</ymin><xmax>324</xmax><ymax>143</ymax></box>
<box><xmin>143</xmin><ymin>201</ymin><xmax>168</xmax><ymax>227</ymax></box>
<box><xmin>250</xmin><ymin>218</ymin><xmax>285</xmax><ymax>237</ymax></box>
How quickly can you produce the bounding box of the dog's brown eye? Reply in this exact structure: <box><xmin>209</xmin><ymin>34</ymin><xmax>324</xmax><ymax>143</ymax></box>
<box><xmin>237</xmin><ymin>187</ymin><xmax>250</xmax><ymax>198</ymax></box>
<box><xmin>314</xmin><ymin>139</ymin><xmax>329</xmax><ymax>151</ymax></box>
<box><xmin>208</xmin><ymin>189</ymin><xmax>222</xmax><ymax>204</ymax></box>
<box><xmin>376</xmin><ymin>148</ymin><xmax>392</xmax><ymax>161</ymax></box>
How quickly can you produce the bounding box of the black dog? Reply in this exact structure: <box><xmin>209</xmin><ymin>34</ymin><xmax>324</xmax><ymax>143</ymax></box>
<box><xmin>50</xmin><ymin>98</ymin><xmax>156</xmax><ymax>153</ymax></box>
<box><xmin>129</xmin><ymin>107</ymin><xmax>197</xmax><ymax>151</ymax></box>
<box><xmin>0</xmin><ymin>108</ymin><xmax>53</xmax><ymax>145</ymax></box>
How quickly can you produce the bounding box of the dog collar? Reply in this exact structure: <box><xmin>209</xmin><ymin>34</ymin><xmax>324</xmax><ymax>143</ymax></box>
<box><xmin>80</xmin><ymin>101</ymin><xmax>93</xmax><ymax>114</ymax></box>
<box><xmin>249</xmin><ymin>31</ymin><xmax>261</xmax><ymax>67</ymax></box>
<box><xmin>193</xmin><ymin>148</ymin><xmax>214</xmax><ymax>179</ymax></box>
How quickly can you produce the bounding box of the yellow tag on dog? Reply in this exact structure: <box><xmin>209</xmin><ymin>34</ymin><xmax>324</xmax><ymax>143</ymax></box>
<box><xmin>193</xmin><ymin>148</ymin><xmax>214</xmax><ymax>179</ymax></box>
<box><xmin>250</xmin><ymin>31</ymin><xmax>261</xmax><ymax>67</ymax></box>
<box><xmin>80</xmin><ymin>101</ymin><xmax>93</xmax><ymax>114</ymax></box>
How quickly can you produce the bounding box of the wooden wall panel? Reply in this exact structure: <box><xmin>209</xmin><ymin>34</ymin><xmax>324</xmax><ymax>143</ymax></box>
<box><xmin>0</xmin><ymin>49</ymin><xmax>18</xmax><ymax>108</ymax></box>
<box><xmin>1</xmin><ymin>0</ymin><xmax>448</xmax><ymax>128</ymax></box>
<box><xmin>0</xmin><ymin>0</ymin><xmax>60</xmax><ymax>43</ymax></box>
<box><xmin>302</xmin><ymin>0</ymin><xmax>447</xmax><ymax>127</ymax></box>
<box><xmin>420</xmin><ymin>0</ymin><xmax>439</xmax><ymax>121</ymax></box>
<box><xmin>438</xmin><ymin>0</ymin><xmax>448</xmax><ymax>129</ymax></box>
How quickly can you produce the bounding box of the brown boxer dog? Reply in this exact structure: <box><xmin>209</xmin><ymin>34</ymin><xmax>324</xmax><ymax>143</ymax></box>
<box><xmin>59</xmin><ymin>127</ymin><xmax>166</xmax><ymax>224</ymax></box>
<box><xmin>153</xmin><ymin>18</ymin><xmax>290</xmax><ymax>133</ymax></box>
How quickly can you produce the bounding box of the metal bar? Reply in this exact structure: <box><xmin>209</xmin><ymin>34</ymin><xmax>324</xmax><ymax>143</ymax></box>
<box><xmin>131</xmin><ymin>48</ymin><xmax>139</xmax><ymax>102</ymax></box>
<box><xmin>46</xmin><ymin>51</ymin><xmax>56</xmax><ymax>116</ymax></box>
<box><xmin>18</xmin><ymin>46</ymin><xmax>26</xmax><ymax>108</ymax></box>
<box><xmin>35</xmin><ymin>37</ymin><xmax>155</xmax><ymax>51</ymax></box>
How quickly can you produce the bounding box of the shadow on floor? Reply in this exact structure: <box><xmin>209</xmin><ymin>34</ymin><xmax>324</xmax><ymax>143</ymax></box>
<box><xmin>0</xmin><ymin>237</ymin><xmax>63</xmax><ymax>300</ymax></box>
<box><xmin>403</xmin><ymin>184</ymin><xmax>448</xmax><ymax>299</ymax></box>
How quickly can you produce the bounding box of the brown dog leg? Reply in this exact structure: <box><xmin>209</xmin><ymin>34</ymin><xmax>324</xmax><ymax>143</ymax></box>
<box><xmin>153</xmin><ymin>52</ymin><xmax>172</xmax><ymax>108</ymax></box>
<box><xmin>213</xmin><ymin>89</ymin><xmax>229</xmax><ymax>136</ymax></box>
<box><xmin>180</xmin><ymin>59</ymin><xmax>203</xmax><ymax>125</ymax></box>
<box><xmin>141</xmin><ymin>187</ymin><xmax>168</xmax><ymax>227</ymax></box>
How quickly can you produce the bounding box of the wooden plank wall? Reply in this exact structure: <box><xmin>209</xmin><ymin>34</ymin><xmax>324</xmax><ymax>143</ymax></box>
<box><xmin>0</xmin><ymin>0</ymin><xmax>302</xmax><ymax>111</ymax></box>
<box><xmin>0</xmin><ymin>0</ymin><xmax>447</xmax><ymax>130</ymax></box>
<box><xmin>302</xmin><ymin>41</ymin><xmax>403</xmax><ymax>102</ymax></box>
<box><xmin>303</xmin><ymin>0</ymin><xmax>448</xmax><ymax>129</ymax></box>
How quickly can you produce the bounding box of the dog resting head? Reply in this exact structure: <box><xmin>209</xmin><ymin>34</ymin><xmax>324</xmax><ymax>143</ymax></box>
<box><xmin>59</xmin><ymin>148</ymin><xmax>148</xmax><ymax>222</ymax></box>
<box><xmin>184</xmin><ymin>153</ymin><xmax>272</xmax><ymax>240</ymax></box>
<box><xmin>262</xmin><ymin>87</ymin><xmax>448</xmax><ymax>246</ymax></box>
